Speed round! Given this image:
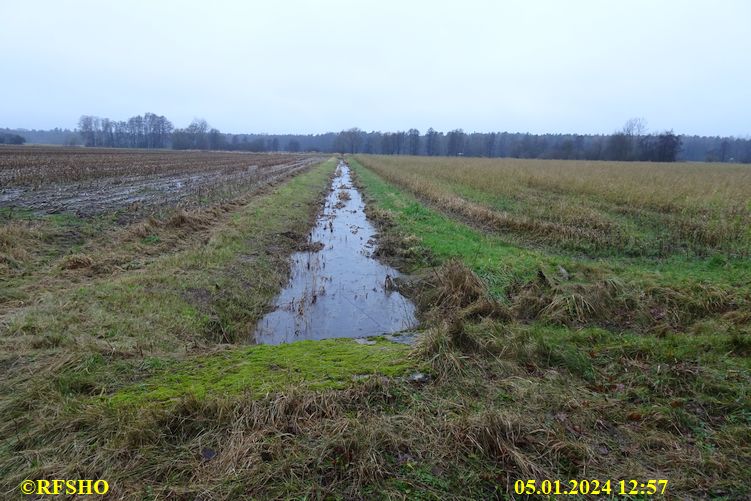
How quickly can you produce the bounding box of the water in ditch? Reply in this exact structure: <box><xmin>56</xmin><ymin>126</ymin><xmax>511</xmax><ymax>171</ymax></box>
<box><xmin>254</xmin><ymin>161</ymin><xmax>417</xmax><ymax>344</ymax></box>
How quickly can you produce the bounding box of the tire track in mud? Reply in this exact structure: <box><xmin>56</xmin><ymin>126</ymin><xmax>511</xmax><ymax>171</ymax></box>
<box><xmin>1</xmin><ymin>157</ymin><xmax>324</xmax><ymax>217</ymax></box>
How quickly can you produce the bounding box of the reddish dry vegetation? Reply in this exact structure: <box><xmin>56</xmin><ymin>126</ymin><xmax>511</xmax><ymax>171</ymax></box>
<box><xmin>0</xmin><ymin>146</ymin><xmax>323</xmax><ymax>215</ymax></box>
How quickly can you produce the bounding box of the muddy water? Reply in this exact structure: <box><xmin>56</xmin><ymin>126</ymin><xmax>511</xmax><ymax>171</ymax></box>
<box><xmin>255</xmin><ymin>161</ymin><xmax>417</xmax><ymax>344</ymax></box>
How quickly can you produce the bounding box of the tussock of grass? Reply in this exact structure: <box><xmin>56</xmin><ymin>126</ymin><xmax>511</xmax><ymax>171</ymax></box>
<box><xmin>60</xmin><ymin>253</ymin><xmax>94</xmax><ymax>269</ymax></box>
<box><xmin>165</xmin><ymin>209</ymin><xmax>211</xmax><ymax>230</ymax></box>
<box><xmin>0</xmin><ymin>220</ymin><xmax>39</xmax><ymax>273</ymax></box>
<box><xmin>418</xmin><ymin>259</ymin><xmax>509</xmax><ymax>322</ymax></box>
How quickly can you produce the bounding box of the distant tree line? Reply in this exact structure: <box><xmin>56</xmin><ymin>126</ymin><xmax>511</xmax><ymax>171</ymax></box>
<box><xmin>0</xmin><ymin>127</ymin><xmax>79</xmax><ymax>145</ymax></box>
<box><xmin>325</xmin><ymin>121</ymin><xmax>750</xmax><ymax>163</ymax></box>
<box><xmin>0</xmin><ymin>132</ymin><xmax>26</xmax><ymax>145</ymax></box>
<box><xmin>207</xmin><ymin>126</ymin><xmax>751</xmax><ymax>163</ymax></box>
<box><xmin>3</xmin><ymin>115</ymin><xmax>750</xmax><ymax>163</ymax></box>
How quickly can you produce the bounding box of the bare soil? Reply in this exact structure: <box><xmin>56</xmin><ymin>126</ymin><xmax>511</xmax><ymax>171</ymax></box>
<box><xmin>0</xmin><ymin>146</ymin><xmax>324</xmax><ymax>216</ymax></box>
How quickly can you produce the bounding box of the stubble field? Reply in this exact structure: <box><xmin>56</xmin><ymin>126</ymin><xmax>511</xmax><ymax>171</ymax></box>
<box><xmin>0</xmin><ymin>146</ymin><xmax>320</xmax><ymax>216</ymax></box>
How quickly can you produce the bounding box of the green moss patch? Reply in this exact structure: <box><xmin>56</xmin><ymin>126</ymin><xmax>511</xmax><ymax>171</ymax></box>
<box><xmin>111</xmin><ymin>338</ymin><xmax>411</xmax><ymax>406</ymax></box>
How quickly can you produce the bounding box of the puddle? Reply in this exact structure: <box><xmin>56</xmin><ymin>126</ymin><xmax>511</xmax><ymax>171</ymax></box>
<box><xmin>255</xmin><ymin>161</ymin><xmax>418</xmax><ymax>344</ymax></box>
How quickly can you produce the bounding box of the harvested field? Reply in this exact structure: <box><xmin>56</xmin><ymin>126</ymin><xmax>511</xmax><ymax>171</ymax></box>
<box><xmin>0</xmin><ymin>148</ymin><xmax>326</xmax><ymax>314</ymax></box>
<box><xmin>0</xmin><ymin>146</ymin><xmax>323</xmax><ymax>216</ymax></box>
<box><xmin>356</xmin><ymin>155</ymin><xmax>751</xmax><ymax>257</ymax></box>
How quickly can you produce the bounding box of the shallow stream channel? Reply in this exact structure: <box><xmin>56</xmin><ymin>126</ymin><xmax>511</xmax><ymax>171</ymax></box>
<box><xmin>255</xmin><ymin>161</ymin><xmax>418</xmax><ymax>344</ymax></box>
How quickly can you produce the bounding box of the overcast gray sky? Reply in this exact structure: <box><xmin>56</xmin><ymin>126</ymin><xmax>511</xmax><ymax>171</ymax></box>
<box><xmin>2</xmin><ymin>0</ymin><xmax>749</xmax><ymax>136</ymax></box>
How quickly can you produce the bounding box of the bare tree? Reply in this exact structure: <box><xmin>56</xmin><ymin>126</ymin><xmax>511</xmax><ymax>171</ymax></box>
<box><xmin>78</xmin><ymin>115</ymin><xmax>95</xmax><ymax>146</ymax></box>
<box><xmin>336</xmin><ymin>128</ymin><xmax>363</xmax><ymax>153</ymax></box>
<box><xmin>622</xmin><ymin>117</ymin><xmax>647</xmax><ymax>137</ymax></box>
<box><xmin>407</xmin><ymin>128</ymin><xmax>420</xmax><ymax>155</ymax></box>
<box><xmin>623</xmin><ymin>117</ymin><xmax>647</xmax><ymax>160</ymax></box>
<box><xmin>447</xmin><ymin>129</ymin><xmax>466</xmax><ymax>156</ymax></box>
<box><xmin>425</xmin><ymin>128</ymin><xmax>440</xmax><ymax>156</ymax></box>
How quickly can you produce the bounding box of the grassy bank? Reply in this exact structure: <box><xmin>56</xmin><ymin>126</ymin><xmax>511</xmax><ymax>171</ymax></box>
<box><xmin>1</xmin><ymin>158</ymin><xmax>419</xmax><ymax>497</ymax></box>
<box><xmin>352</xmin><ymin>156</ymin><xmax>751</xmax><ymax>336</ymax></box>
<box><xmin>349</xmin><ymin>155</ymin><xmax>751</xmax><ymax>499</ymax></box>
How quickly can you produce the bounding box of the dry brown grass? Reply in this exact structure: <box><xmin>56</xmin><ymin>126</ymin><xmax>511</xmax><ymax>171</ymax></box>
<box><xmin>416</xmin><ymin>260</ymin><xmax>508</xmax><ymax>324</ymax></box>
<box><xmin>357</xmin><ymin>155</ymin><xmax>751</xmax><ymax>256</ymax></box>
<box><xmin>60</xmin><ymin>253</ymin><xmax>94</xmax><ymax>270</ymax></box>
<box><xmin>0</xmin><ymin>221</ymin><xmax>37</xmax><ymax>268</ymax></box>
<box><xmin>360</xmin><ymin>155</ymin><xmax>751</xmax><ymax>213</ymax></box>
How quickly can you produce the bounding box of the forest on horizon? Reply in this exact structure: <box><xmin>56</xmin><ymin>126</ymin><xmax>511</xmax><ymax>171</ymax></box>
<box><xmin>3</xmin><ymin>114</ymin><xmax>750</xmax><ymax>163</ymax></box>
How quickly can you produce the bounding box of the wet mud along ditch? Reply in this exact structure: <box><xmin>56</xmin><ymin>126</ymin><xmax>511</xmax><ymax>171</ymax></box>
<box><xmin>256</xmin><ymin>160</ymin><xmax>418</xmax><ymax>344</ymax></box>
<box><xmin>0</xmin><ymin>147</ymin><xmax>323</xmax><ymax>216</ymax></box>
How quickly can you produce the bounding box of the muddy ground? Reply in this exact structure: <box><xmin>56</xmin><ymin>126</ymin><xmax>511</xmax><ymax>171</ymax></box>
<box><xmin>0</xmin><ymin>146</ymin><xmax>324</xmax><ymax>216</ymax></box>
